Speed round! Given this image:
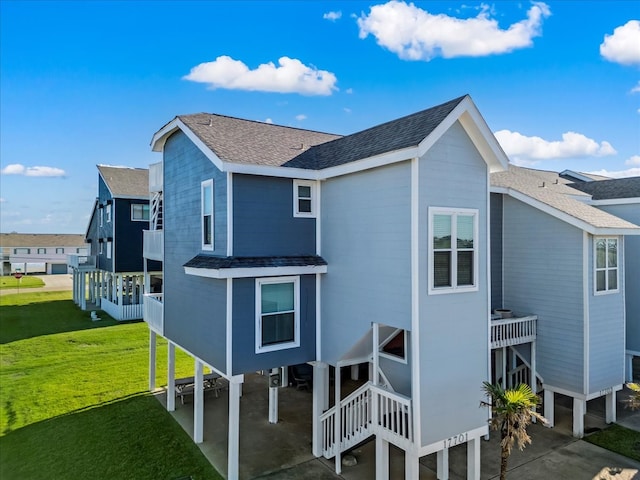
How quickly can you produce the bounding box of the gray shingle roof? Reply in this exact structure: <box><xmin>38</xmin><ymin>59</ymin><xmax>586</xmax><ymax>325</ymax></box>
<box><xmin>177</xmin><ymin>114</ymin><xmax>341</xmax><ymax>167</ymax></box>
<box><xmin>491</xmin><ymin>165</ymin><xmax>640</xmax><ymax>231</ymax></box>
<box><xmin>284</xmin><ymin>95</ymin><xmax>467</xmax><ymax>169</ymax></box>
<box><xmin>184</xmin><ymin>255</ymin><xmax>327</xmax><ymax>269</ymax></box>
<box><xmin>0</xmin><ymin>233</ymin><xmax>86</xmax><ymax>248</ymax></box>
<box><xmin>569</xmin><ymin>177</ymin><xmax>640</xmax><ymax>200</ymax></box>
<box><xmin>97</xmin><ymin>165</ymin><xmax>149</xmax><ymax>198</ymax></box>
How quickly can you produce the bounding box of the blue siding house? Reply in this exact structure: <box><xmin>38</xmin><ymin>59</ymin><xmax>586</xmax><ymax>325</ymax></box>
<box><xmin>70</xmin><ymin>165</ymin><xmax>160</xmax><ymax>320</ymax></box>
<box><xmin>144</xmin><ymin>95</ymin><xmax>511</xmax><ymax>480</ymax></box>
<box><xmin>490</xmin><ymin>166</ymin><xmax>640</xmax><ymax>438</ymax></box>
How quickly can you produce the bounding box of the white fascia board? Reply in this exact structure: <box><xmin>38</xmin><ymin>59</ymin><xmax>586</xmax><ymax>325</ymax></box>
<box><xmin>496</xmin><ymin>188</ymin><xmax>640</xmax><ymax>236</ymax></box>
<box><xmin>111</xmin><ymin>194</ymin><xmax>151</xmax><ymax>200</ymax></box>
<box><xmin>590</xmin><ymin>198</ymin><xmax>640</xmax><ymax>206</ymax></box>
<box><xmin>184</xmin><ymin>264</ymin><xmax>328</xmax><ymax>279</ymax></box>
<box><xmin>225</xmin><ymin>161</ymin><xmax>319</xmax><ymax>180</ymax></box>
<box><xmin>317</xmin><ymin>147</ymin><xmax>417</xmax><ymax>179</ymax></box>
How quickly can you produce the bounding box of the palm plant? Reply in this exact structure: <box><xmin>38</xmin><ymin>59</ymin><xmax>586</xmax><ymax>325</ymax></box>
<box><xmin>481</xmin><ymin>382</ymin><xmax>546</xmax><ymax>480</ymax></box>
<box><xmin>626</xmin><ymin>383</ymin><xmax>640</xmax><ymax>410</ymax></box>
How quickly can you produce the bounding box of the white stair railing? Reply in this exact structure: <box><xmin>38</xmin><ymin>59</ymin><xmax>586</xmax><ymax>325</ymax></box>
<box><xmin>151</xmin><ymin>192</ymin><xmax>163</xmax><ymax>230</ymax></box>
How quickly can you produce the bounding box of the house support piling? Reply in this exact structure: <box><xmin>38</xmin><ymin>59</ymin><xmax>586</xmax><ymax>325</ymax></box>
<box><xmin>437</xmin><ymin>448</ymin><xmax>449</xmax><ymax>480</ymax></box>
<box><xmin>194</xmin><ymin>359</ymin><xmax>204</xmax><ymax>443</ymax></box>
<box><xmin>573</xmin><ymin>398</ymin><xmax>585</xmax><ymax>438</ymax></box>
<box><xmin>312</xmin><ymin>361</ymin><xmax>328</xmax><ymax>457</ymax></box>
<box><xmin>605</xmin><ymin>391</ymin><xmax>616</xmax><ymax>424</ymax></box>
<box><xmin>375</xmin><ymin>437</ymin><xmax>389</xmax><ymax>480</ymax></box>
<box><xmin>467</xmin><ymin>437</ymin><xmax>481</xmax><ymax>480</ymax></box>
<box><xmin>228</xmin><ymin>375</ymin><xmax>244</xmax><ymax>480</ymax></box>
<box><xmin>269</xmin><ymin>367</ymin><xmax>279</xmax><ymax>424</ymax></box>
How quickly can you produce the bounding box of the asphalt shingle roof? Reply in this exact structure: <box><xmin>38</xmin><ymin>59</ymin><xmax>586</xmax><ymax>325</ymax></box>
<box><xmin>184</xmin><ymin>255</ymin><xmax>327</xmax><ymax>270</ymax></box>
<box><xmin>568</xmin><ymin>177</ymin><xmax>640</xmax><ymax>200</ymax></box>
<box><xmin>491</xmin><ymin>165</ymin><xmax>640</xmax><ymax>231</ymax></box>
<box><xmin>97</xmin><ymin>165</ymin><xmax>149</xmax><ymax>198</ymax></box>
<box><xmin>0</xmin><ymin>233</ymin><xmax>86</xmax><ymax>248</ymax></box>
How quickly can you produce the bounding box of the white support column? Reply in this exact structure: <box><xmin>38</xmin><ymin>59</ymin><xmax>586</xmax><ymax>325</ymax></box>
<box><xmin>437</xmin><ymin>448</ymin><xmax>449</xmax><ymax>480</ymax></box>
<box><xmin>334</xmin><ymin>364</ymin><xmax>342</xmax><ymax>475</ymax></box>
<box><xmin>373</xmin><ymin>323</ymin><xmax>379</xmax><ymax>386</ymax></box>
<box><xmin>80</xmin><ymin>273</ymin><xmax>87</xmax><ymax>310</ymax></box>
<box><xmin>194</xmin><ymin>359</ymin><xmax>204</xmax><ymax>443</ymax></box>
<box><xmin>626</xmin><ymin>354</ymin><xmax>634</xmax><ymax>383</ymax></box>
<box><xmin>375</xmin><ymin>437</ymin><xmax>389</xmax><ymax>480</ymax></box>
<box><xmin>167</xmin><ymin>342</ymin><xmax>176</xmax><ymax>412</ymax></box>
<box><xmin>544</xmin><ymin>390</ymin><xmax>554</xmax><ymax>428</ymax></box>
<box><xmin>467</xmin><ymin>437</ymin><xmax>480</xmax><ymax>480</ymax></box>
<box><xmin>605</xmin><ymin>391</ymin><xmax>616</xmax><ymax>424</ymax></box>
<box><xmin>404</xmin><ymin>448</ymin><xmax>419</xmax><ymax>480</ymax></box>
<box><xmin>269</xmin><ymin>367</ymin><xmax>279</xmax><ymax>424</ymax></box>
<box><xmin>228</xmin><ymin>375</ymin><xmax>244</xmax><ymax>480</ymax></box>
<box><xmin>531</xmin><ymin>341</ymin><xmax>537</xmax><ymax>394</ymax></box>
<box><xmin>312</xmin><ymin>362</ymin><xmax>328</xmax><ymax>457</ymax></box>
<box><xmin>573</xmin><ymin>397</ymin><xmax>585</xmax><ymax>438</ymax></box>
<box><xmin>351</xmin><ymin>364</ymin><xmax>360</xmax><ymax>381</ymax></box>
<box><xmin>500</xmin><ymin>347</ymin><xmax>507</xmax><ymax>388</ymax></box>
<box><xmin>149</xmin><ymin>330</ymin><xmax>157</xmax><ymax>391</ymax></box>
<box><xmin>117</xmin><ymin>274</ymin><xmax>124</xmax><ymax>307</ymax></box>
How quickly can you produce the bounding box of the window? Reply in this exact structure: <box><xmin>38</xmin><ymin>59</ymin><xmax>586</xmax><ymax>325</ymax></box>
<box><xmin>106</xmin><ymin>241</ymin><xmax>112</xmax><ymax>259</ymax></box>
<box><xmin>379</xmin><ymin>329</ymin><xmax>407</xmax><ymax>363</ymax></box>
<box><xmin>429</xmin><ymin>208</ymin><xmax>478</xmax><ymax>293</ymax></box>
<box><xmin>201</xmin><ymin>179</ymin><xmax>214</xmax><ymax>250</ymax></box>
<box><xmin>595</xmin><ymin>237</ymin><xmax>618</xmax><ymax>294</ymax></box>
<box><xmin>105</xmin><ymin>204</ymin><xmax>112</xmax><ymax>223</ymax></box>
<box><xmin>99</xmin><ymin>242</ymin><xmax>104</xmax><ymax>255</ymax></box>
<box><xmin>99</xmin><ymin>206</ymin><xmax>104</xmax><ymax>227</ymax></box>
<box><xmin>14</xmin><ymin>248</ymin><xmax>30</xmax><ymax>254</ymax></box>
<box><xmin>256</xmin><ymin>277</ymin><xmax>300</xmax><ymax>353</ymax></box>
<box><xmin>131</xmin><ymin>204</ymin><xmax>150</xmax><ymax>221</ymax></box>
<box><xmin>56</xmin><ymin>248</ymin><xmax>64</xmax><ymax>254</ymax></box>
<box><xmin>293</xmin><ymin>179</ymin><xmax>316</xmax><ymax>217</ymax></box>
<box><xmin>37</xmin><ymin>248</ymin><xmax>46</xmax><ymax>254</ymax></box>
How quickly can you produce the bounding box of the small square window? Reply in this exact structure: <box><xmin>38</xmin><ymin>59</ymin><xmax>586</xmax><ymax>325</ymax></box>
<box><xmin>56</xmin><ymin>248</ymin><xmax>64</xmax><ymax>254</ymax></box>
<box><xmin>37</xmin><ymin>248</ymin><xmax>46</xmax><ymax>254</ymax></box>
<box><xmin>131</xmin><ymin>204</ymin><xmax>150</xmax><ymax>221</ymax></box>
<box><xmin>293</xmin><ymin>180</ymin><xmax>316</xmax><ymax>217</ymax></box>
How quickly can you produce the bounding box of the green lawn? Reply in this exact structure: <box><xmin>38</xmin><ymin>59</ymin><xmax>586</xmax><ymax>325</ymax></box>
<box><xmin>0</xmin><ymin>275</ymin><xmax>45</xmax><ymax>289</ymax></box>
<box><xmin>585</xmin><ymin>423</ymin><xmax>640</xmax><ymax>462</ymax></box>
<box><xmin>0</xmin><ymin>291</ymin><xmax>222</xmax><ymax>480</ymax></box>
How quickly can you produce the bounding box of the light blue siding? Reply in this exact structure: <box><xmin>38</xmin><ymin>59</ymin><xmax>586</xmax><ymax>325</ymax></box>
<box><xmin>502</xmin><ymin>197</ymin><xmax>585</xmax><ymax>393</ymax></box>
<box><xmin>417</xmin><ymin>121</ymin><xmax>490</xmax><ymax>446</ymax></box>
<box><xmin>321</xmin><ymin>161</ymin><xmax>412</xmax><ymax>365</ymax></box>
<box><xmin>163</xmin><ymin>131</ymin><xmax>228</xmax><ymax>371</ymax></box>
<box><xmin>233</xmin><ymin>175</ymin><xmax>316</xmax><ymax>256</ymax></box>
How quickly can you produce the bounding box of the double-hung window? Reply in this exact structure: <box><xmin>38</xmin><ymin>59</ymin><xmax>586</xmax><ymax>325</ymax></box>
<box><xmin>105</xmin><ymin>204</ymin><xmax>112</xmax><ymax>223</ymax></box>
<box><xmin>106</xmin><ymin>241</ymin><xmax>112</xmax><ymax>259</ymax></box>
<box><xmin>256</xmin><ymin>277</ymin><xmax>300</xmax><ymax>353</ymax></box>
<box><xmin>131</xmin><ymin>204</ymin><xmax>150</xmax><ymax>221</ymax></box>
<box><xmin>293</xmin><ymin>180</ymin><xmax>316</xmax><ymax>217</ymax></box>
<box><xmin>201</xmin><ymin>179</ymin><xmax>214</xmax><ymax>250</ymax></box>
<box><xmin>595</xmin><ymin>237</ymin><xmax>618</xmax><ymax>294</ymax></box>
<box><xmin>37</xmin><ymin>248</ymin><xmax>46</xmax><ymax>254</ymax></box>
<box><xmin>429</xmin><ymin>207</ymin><xmax>478</xmax><ymax>294</ymax></box>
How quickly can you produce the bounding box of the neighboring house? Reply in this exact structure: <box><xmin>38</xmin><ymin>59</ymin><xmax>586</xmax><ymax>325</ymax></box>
<box><xmin>69</xmin><ymin>165</ymin><xmax>161</xmax><ymax>320</ymax></box>
<box><xmin>568</xmin><ymin>177</ymin><xmax>640</xmax><ymax>382</ymax></box>
<box><xmin>0</xmin><ymin>233</ymin><xmax>86</xmax><ymax>275</ymax></box>
<box><xmin>490</xmin><ymin>166</ymin><xmax>640</xmax><ymax>438</ymax></box>
<box><xmin>144</xmin><ymin>95</ymin><xmax>511</xmax><ymax>480</ymax></box>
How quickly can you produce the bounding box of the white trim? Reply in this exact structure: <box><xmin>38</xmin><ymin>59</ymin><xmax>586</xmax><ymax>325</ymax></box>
<box><xmin>226</xmin><ymin>278</ymin><xmax>233</xmax><ymax>377</ymax></box>
<box><xmin>316</xmin><ymin>273</ymin><xmax>321</xmax><ymax>361</ymax></box>
<box><xmin>491</xmin><ymin>186</ymin><xmax>640</xmax><ymax>236</ymax></box>
<box><xmin>185</xmin><ymin>264</ymin><xmax>327</xmax><ymax>279</ymax></box>
<box><xmin>583</xmin><ymin>232</ymin><xmax>590</xmax><ymax>395</ymax></box>
<box><xmin>316</xmin><ymin>180</ymin><xmax>322</xmax><ymax>255</ymax></box>
<box><xmin>131</xmin><ymin>203</ymin><xmax>150</xmax><ymax>222</ymax></box>
<box><xmin>227</xmin><ymin>172</ymin><xmax>233</xmax><ymax>257</ymax></box>
<box><xmin>105</xmin><ymin>204</ymin><xmax>112</xmax><ymax>223</ymax></box>
<box><xmin>428</xmin><ymin>207</ymin><xmax>479</xmax><ymax>294</ymax></box>
<box><xmin>293</xmin><ymin>179</ymin><xmax>317</xmax><ymax>217</ymax></box>
<box><xmin>106</xmin><ymin>240</ymin><xmax>112</xmax><ymax>260</ymax></box>
<box><xmin>201</xmin><ymin>179</ymin><xmax>214</xmax><ymax>251</ymax></box>
<box><xmin>255</xmin><ymin>276</ymin><xmax>300</xmax><ymax>353</ymax></box>
<box><xmin>378</xmin><ymin>328</ymin><xmax>407</xmax><ymax>364</ymax></box>
<box><xmin>410</xmin><ymin>157</ymin><xmax>421</xmax><ymax>446</ymax></box>
<box><xmin>543</xmin><ymin>383</ymin><xmax>623</xmax><ymax>401</ymax></box>
<box><xmin>589</xmin><ymin>197</ymin><xmax>640</xmax><ymax>206</ymax></box>
<box><xmin>626</xmin><ymin>349</ymin><xmax>640</xmax><ymax>357</ymax></box>
<box><xmin>593</xmin><ymin>236</ymin><xmax>620</xmax><ymax>295</ymax></box>
<box><xmin>418</xmin><ymin>425</ymin><xmax>488</xmax><ymax>457</ymax></box>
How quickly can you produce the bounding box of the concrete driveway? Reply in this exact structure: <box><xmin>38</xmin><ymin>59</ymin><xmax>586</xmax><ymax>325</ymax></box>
<box><xmin>0</xmin><ymin>274</ymin><xmax>72</xmax><ymax>295</ymax></box>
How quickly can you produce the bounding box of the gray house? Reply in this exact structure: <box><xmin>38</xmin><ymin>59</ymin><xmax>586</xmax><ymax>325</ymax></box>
<box><xmin>490</xmin><ymin>166</ymin><xmax>640</xmax><ymax>438</ymax></box>
<box><xmin>568</xmin><ymin>177</ymin><xmax>640</xmax><ymax>382</ymax></box>
<box><xmin>144</xmin><ymin>95</ymin><xmax>510</xmax><ymax>480</ymax></box>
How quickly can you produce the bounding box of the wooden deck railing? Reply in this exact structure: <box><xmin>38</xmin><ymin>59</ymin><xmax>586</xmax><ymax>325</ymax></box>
<box><xmin>491</xmin><ymin>315</ymin><xmax>537</xmax><ymax>348</ymax></box>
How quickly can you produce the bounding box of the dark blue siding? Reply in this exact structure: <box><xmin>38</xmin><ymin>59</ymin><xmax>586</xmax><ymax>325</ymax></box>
<box><xmin>232</xmin><ymin>275</ymin><xmax>316</xmax><ymax>375</ymax></box>
<box><xmin>490</xmin><ymin>193</ymin><xmax>503</xmax><ymax>310</ymax></box>
<box><xmin>96</xmin><ymin>176</ymin><xmax>113</xmax><ymax>271</ymax></box>
<box><xmin>233</xmin><ymin>175</ymin><xmax>315</xmax><ymax>256</ymax></box>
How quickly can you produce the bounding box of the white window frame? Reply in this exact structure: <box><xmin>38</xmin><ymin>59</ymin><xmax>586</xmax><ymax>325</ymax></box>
<box><xmin>293</xmin><ymin>179</ymin><xmax>316</xmax><ymax>218</ymax></box>
<box><xmin>56</xmin><ymin>248</ymin><xmax>64</xmax><ymax>254</ymax></box>
<box><xmin>99</xmin><ymin>242</ymin><xmax>104</xmax><ymax>255</ymax></box>
<box><xmin>131</xmin><ymin>203</ymin><xmax>150</xmax><ymax>222</ymax></box>
<box><xmin>201</xmin><ymin>179</ymin><xmax>214</xmax><ymax>250</ymax></box>
<box><xmin>255</xmin><ymin>276</ymin><xmax>300</xmax><ymax>353</ymax></box>
<box><xmin>14</xmin><ymin>248</ymin><xmax>30</xmax><ymax>254</ymax></box>
<box><xmin>106</xmin><ymin>241</ymin><xmax>112</xmax><ymax>259</ymax></box>
<box><xmin>594</xmin><ymin>236</ymin><xmax>619</xmax><ymax>295</ymax></box>
<box><xmin>105</xmin><ymin>204</ymin><xmax>112</xmax><ymax>223</ymax></box>
<box><xmin>428</xmin><ymin>207</ymin><xmax>479</xmax><ymax>295</ymax></box>
<box><xmin>379</xmin><ymin>328</ymin><xmax>407</xmax><ymax>364</ymax></box>
<box><xmin>99</xmin><ymin>206</ymin><xmax>104</xmax><ymax>227</ymax></box>
<box><xmin>37</xmin><ymin>248</ymin><xmax>46</xmax><ymax>254</ymax></box>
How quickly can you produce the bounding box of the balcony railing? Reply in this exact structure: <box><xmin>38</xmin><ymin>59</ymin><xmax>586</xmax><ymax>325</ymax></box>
<box><xmin>67</xmin><ymin>254</ymin><xmax>97</xmax><ymax>269</ymax></box>
<box><xmin>149</xmin><ymin>161</ymin><xmax>163</xmax><ymax>193</ymax></box>
<box><xmin>143</xmin><ymin>230</ymin><xmax>163</xmax><ymax>261</ymax></box>
<box><xmin>144</xmin><ymin>293</ymin><xmax>164</xmax><ymax>335</ymax></box>
<box><xmin>491</xmin><ymin>315</ymin><xmax>537</xmax><ymax>348</ymax></box>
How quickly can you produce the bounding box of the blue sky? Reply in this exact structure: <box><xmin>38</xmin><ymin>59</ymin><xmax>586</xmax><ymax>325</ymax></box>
<box><xmin>1</xmin><ymin>1</ymin><xmax>638</xmax><ymax>234</ymax></box>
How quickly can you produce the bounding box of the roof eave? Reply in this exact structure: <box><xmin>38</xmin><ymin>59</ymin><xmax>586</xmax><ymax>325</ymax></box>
<box><xmin>184</xmin><ymin>264</ymin><xmax>328</xmax><ymax>279</ymax></box>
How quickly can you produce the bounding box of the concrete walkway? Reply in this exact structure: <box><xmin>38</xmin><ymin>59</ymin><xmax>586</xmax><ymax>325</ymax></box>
<box><xmin>157</xmin><ymin>372</ymin><xmax>640</xmax><ymax>480</ymax></box>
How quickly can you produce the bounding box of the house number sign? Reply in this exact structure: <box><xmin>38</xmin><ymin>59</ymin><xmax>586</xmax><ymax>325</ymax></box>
<box><xmin>443</xmin><ymin>432</ymin><xmax>468</xmax><ymax>448</ymax></box>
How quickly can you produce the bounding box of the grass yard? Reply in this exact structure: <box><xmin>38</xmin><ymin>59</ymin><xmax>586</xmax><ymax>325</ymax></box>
<box><xmin>585</xmin><ymin>423</ymin><xmax>640</xmax><ymax>462</ymax></box>
<box><xmin>0</xmin><ymin>275</ymin><xmax>45</xmax><ymax>289</ymax></box>
<box><xmin>0</xmin><ymin>291</ymin><xmax>222</xmax><ymax>480</ymax></box>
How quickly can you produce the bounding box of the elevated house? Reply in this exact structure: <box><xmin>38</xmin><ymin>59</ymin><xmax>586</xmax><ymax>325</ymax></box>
<box><xmin>490</xmin><ymin>166</ymin><xmax>640</xmax><ymax>438</ymax></box>
<box><xmin>0</xmin><ymin>233</ymin><xmax>86</xmax><ymax>275</ymax></box>
<box><xmin>69</xmin><ymin>165</ymin><xmax>161</xmax><ymax>320</ymax></box>
<box><xmin>568</xmin><ymin>177</ymin><xmax>640</xmax><ymax>382</ymax></box>
<box><xmin>144</xmin><ymin>95</ymin><xmax>512</xmax><ymax>480</ymax></box>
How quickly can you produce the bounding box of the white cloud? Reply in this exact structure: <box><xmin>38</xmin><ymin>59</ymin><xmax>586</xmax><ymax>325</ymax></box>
<box><xmin>295</xmin><ymin>114</ymin><xmax>307</xmax><ymax>121</ymax></box>
<box><xmin>631</xmin><ymin>82</ymin><xmax>640</xmax><ymax>94</ymax></box>
<box><xmin>265</xmin><ymin>118</ymin><xmax>274</xmax><ymax>124</ymax></box>
<box><xmin>495</xmin><ymin>130</ymin><xmax>617</xmax><ymax>165</ymax></box>
<box><xmin>587</xmin><ymin>167</ymin><xmax>640</xmax><ymax>179</ymax></box>
<box><xmin>345</xmin><ymin>88</ymin><xmax>354</xmax><ymax>94</ymax></box>
<box><xmin>600</xmin><ymin>20</ymin><xmax>640</xmax><ymax>66</ymax></box>
<box><xmin>323</xmin><ymin>11</ymin><xmax>342</xmax><ymax>21</ymax></box>
<box><xmin>183</xmin><ymin>56</ymin><xmax>338</xmax><ymax>96</ymax></box>
<box><xmin>1</xmin><ymin>163</ymin><xmax>66</xmax><ymax>177</ymax></box>
<box><xmin>625</xmin><ymin>155</ymin><xmax>640</xmax><ymax>166</ymax></box>
<box><xmin>357</xmin><ymin>1</ymin><xmax>550</xmax><ymax>61</ymax></box>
